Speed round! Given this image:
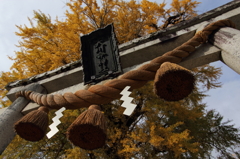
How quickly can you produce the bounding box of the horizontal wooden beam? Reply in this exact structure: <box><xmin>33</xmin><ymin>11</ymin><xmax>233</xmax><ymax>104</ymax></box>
<box><xmin>20</xmin><ymin>42</ymin><xmax>221</xmax><ymax>114</ymax></box>
<box><xmin>6</xmin><ymin>3</ymin><xmax>240</xmax><ymax>103</ymax></box>
<box><xmin>6</xmin><ymin>31</ymin><xmax>195</xmax><ymax>102</ymax></box>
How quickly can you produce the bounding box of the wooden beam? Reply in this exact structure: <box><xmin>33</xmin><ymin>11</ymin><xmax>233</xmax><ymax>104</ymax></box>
<box><xmin>19</xmin><ymin>42</ymin><xmax>221</xmax><ymax>115</ymax></box>
<box><xmin>7</xmin><ymin>6</ymin><xmax>240</xmax><ymax>102</ymax></box>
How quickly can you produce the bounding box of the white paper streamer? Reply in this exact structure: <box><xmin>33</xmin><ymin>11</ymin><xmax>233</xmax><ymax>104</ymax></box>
<box><xmin>46</xmin><ymin>107</ymin><xmax>66</xmax><ymax>139</ymax></box>
<box><xmin>120</xmin><ymin>86</ymin><xmax>137</xmax><ymax>116</ymax></box>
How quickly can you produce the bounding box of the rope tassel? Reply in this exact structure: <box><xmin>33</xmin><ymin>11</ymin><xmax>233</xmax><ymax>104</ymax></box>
<box><xmin>14</xmin><ymin>106</ymin><xmax>49</xmax><ymax>142</ymax></box>
<box><xmin>154</xmin><ymin>62</ymin><xmax>195</xmax><ymax>101</ymax></box>
<box><xmin>67</xmin><ymin>105</ymin><xmax>107</xmax><ymax>150</ymax></box>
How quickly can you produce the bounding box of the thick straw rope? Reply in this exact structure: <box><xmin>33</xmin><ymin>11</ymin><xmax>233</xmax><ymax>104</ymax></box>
<box><xmin>16</xmin><ymin>19</ymin><xmax>235</xmax><ymax>110</ymax></box>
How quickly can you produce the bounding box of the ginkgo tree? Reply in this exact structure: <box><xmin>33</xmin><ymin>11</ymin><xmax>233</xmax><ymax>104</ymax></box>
<box><xmin>1</xmin><ymin>0</ymin><xmax>240</xmax><ymax>158</ymax></box>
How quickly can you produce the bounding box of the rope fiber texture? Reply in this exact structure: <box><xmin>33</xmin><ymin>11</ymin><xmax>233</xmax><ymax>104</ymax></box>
<box><xmin>16</xmin><ymin>19</ymin><xmax>236</xmax><ymax>110</ymax></box>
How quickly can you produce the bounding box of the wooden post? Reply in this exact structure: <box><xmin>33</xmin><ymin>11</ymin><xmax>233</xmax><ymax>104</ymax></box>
<box><xmin>0</xmin><ymin>83</ymin><xmax>46</xmax><ymax>154</ymax></box>
<box><xmin>209</xmin><ymin>27</ymin><xmax>240</xmax><ymax>74</ymax></box>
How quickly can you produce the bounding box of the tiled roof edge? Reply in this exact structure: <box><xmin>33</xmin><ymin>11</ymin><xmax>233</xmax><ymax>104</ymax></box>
<box><xmin>5</xmin><ymin>60</ymin><xmax>82</xmax><ymax>90</ymax></box>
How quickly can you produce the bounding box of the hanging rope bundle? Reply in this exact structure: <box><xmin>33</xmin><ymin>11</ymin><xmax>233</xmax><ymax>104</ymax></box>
<box><xmin>67</xmin><ymin>105</ymin><xmax>107</xmax><ymax>150</ymax></box>
<box><xmin>154</xmin><ymin>62</ymin><xmax>195</xmax><ymax>101</ymax></box>
<box><xmin>14</xmin><ymin>106</ymin><xmax>49</xmax><ymax>142</ymax></box>
<box><xmin>15</xmin><ymin>19</ymin><xmax>235</xmax><ymax>109</ymax></box>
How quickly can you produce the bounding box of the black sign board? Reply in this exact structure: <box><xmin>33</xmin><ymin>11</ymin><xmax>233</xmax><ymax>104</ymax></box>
<box><xmin>81</xmin><ymin>24</ymin><xmax>122</xmax><ymax>85</ymax></box>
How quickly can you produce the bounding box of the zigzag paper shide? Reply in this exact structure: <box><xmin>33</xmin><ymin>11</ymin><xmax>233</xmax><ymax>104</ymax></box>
<box><xmin>47</xmin><ymin>107</ymin><xmax>66</xmax><ymax>139</ymax></box>
<box><xmin>120</xmin><ymin>86</ymin><xmax>137</xmax><ymax>116</ymax></box>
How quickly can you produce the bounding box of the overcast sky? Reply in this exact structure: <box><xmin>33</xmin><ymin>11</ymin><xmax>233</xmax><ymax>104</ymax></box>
<box><xmin>0</xmin><ymin>0</ymin><xmax>239</xmax><ymax>129</ymax></box>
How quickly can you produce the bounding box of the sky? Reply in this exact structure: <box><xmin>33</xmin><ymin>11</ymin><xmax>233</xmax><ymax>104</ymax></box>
<box><xmin>0</xmin><ymin>0</ymin><xmax>239</xmax><ymax>129</ymax></box>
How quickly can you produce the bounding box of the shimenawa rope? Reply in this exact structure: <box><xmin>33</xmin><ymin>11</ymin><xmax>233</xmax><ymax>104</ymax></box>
<box><xmin>15</xmin><ymin>19</ymin><xmax>236</xmax><ymax>110</ymax></box>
